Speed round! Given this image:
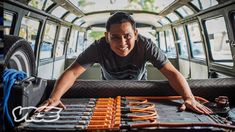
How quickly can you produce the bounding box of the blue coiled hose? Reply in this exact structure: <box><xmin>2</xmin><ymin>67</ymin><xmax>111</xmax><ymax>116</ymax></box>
<box><xmin>0</xmin><ymin>69</ymin><xmax>27</xmax><ymax>129</ymax></box>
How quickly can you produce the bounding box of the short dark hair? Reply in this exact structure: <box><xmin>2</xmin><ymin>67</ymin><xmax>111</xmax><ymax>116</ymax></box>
<box><xmin>105</xmin><ymin>11</ymin><xmax>136</xmax><ymax>32</ymax></box>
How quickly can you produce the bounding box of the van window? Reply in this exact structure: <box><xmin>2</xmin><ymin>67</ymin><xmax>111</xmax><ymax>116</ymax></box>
<box><xmin>77</xmin><ymin>32</ymin><xmax>85</xmax><ymax>55</ymax></box>
<box><xmin>3</xmin><ymin>11</ymin><xmax>14</xmax><ymax>35</ymax></box>
<box><xmin>51</xmin><ymin>6</ymin><xmax>67</xmax><ymax>18</ymax></box>
<box><xmin>175</xmin><ymin>26</ymin><xmax>188</xmax><ymax>58</ymax></box>
<box><xmin>44</xmin><ymin>0</ymin><xmax>53</xmax><ymax>10</ymax></box>
<box><xmin>159</xmin><ymin>31</ymin><xmax>166</xmax><ymax>52</ymax></box>
<box><xmin>176</xmin><ymin>6</ymin><xmax>194</xmax><ymax>18</ymax></box>
<box><xmin>138</xmin><ymin>29</ymin><xmax>156</xmax><ymax>43</ymax></box>
<box><xmin>55</xmin><ymin>26</ymin><xmax>68</xmax><ymax>57</ymax></box>
<box><xmin>40</xmin><ymin>22</ymin><xmax>57</xmax><ymax>59</ymax></box>
<box><xmin>191</xmin><ymin>0</ymin><xmax>218</xmax><ymax>10</ymax></box>
<box><xmin>166</xmin><ymin>13</ymin><xmax>179</xmax><ymax>22</ymax></box>
<box><xmin>158</xmin><ymin>29</ymin><xmax>176</xmax><ymax>58</ymax></box>
<box><xmin>19</xmin><ymin>17</ymin><xmax>40</xmax><ymax>51</ymax></box>
<box><xmin>67</xmin><ymin>29</ymin><xmax>79</xmax><ymax>58</ymax></box>
<box><xmin>159</xmin><ymin>17</ymin><xmax>170</xmax><ymax>25</ymax></box>
<box><xmin>165</xmin><ymin>29</ymin><xmax>176</xmax><ymax>58</ymax></box>
<box><xmin>28</xmin><ymin>0</ymin><xmax>46</xmax><ymax>10</ymax></box>
<box><xmin>205</xmin><ymin>17</ymin><xmax>232</xmax><ymax>66</ymax></box>
<box><xmin>65</xmin><ymin>13</ymin><xmax>77</xmax><ymax>22</ymax></box>
<box><xmin>87</xmin><ymin>30</ymin><xmax>104</xmax><ymax>48</ymax></box>
<box><xmin>187</xmin><ymin>22</ymin><xmax>205</xmax><ymax>60</ymax></box>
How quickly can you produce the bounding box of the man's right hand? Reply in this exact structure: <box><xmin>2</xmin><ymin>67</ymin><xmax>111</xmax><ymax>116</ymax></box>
<box><xmin>36</xmin><ymin>98</ymin><xmax>66</xmax><ymax>112</ymax></box>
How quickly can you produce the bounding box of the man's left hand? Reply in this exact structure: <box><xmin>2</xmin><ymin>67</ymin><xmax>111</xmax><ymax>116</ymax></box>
<box><xmin>179</xmin><ymin>98</ymin><xmax>213</xmax><ymax>114</ymax></box>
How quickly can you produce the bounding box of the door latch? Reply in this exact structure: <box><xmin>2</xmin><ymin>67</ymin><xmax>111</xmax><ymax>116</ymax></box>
<box><xmin>226</xmin><ymin>40</ymin><xmax>235</xmax><ymax>47</ymax></box>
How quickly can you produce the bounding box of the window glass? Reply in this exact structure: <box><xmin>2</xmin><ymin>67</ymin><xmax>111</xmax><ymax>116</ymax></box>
<box><xmin>69</xmin><ymin>0</ymin><xmax>175</xmax><ymax>14</ymax></box>
<box><xmin>166</xmin><ymin>13</ymin><xmax>179</xmax><ymax>22</ymax></box>
<box><xmin>77</xmin><ymin>32</ymin><xmax>85</xmax><ymax>55</ymax></box>
<box><xmin>191</xmin><ymin>0</ymin><xmax>218</xmax><ymax>10</ymax></box>
<box><xmin>87</xmin><ymin>30</ymin><xmax>105</xmax><ymax>47</ymax></box>
<box><xmin>3</xmin><ymin>12</ymin><xmax>14</xmax><ymax>35</ymax></box>
<box><xmin>19</xmin><ymin>17</ymin><xmax>40</xmax><ymax>51</ymax></box>
<box><xmin>55</xmin><ymin>26</ymin><xmax>68</xmax><ymax>57</ymax></box>
<box><xmin>187</xmin><ymin>22</ymin><xmax>205</xmax><ymax>60</ymax></box>
<box><xmin>40</xmin><ymin>22</ymin><xmax>57</xmax><ymax>59</ymax></box>
<box><xmin>74</xmin><ymin>19</ymin><xmax>85</xmax><ymax>26</ymax></box>
<box><xmin>85</xmin><ymin>30</ymin><xmax>94</xmax><ymax>49</ymax></box>
<box><xmin>176</xmin><ymin>6</ymin><xmax>194</xmax><ymax>18</ymax></box>
<box><xmin>51</xmin><ymin>6</ymin><xmax>67</xmax><ymax>18</ymax></box>
<box><xmin>159</xmin><ymin>31</ymin><xmax>166</xmax><ymax>52</ymax></box>
<box><xmin>44</xmin><ymin>0</ymin><xmax>54</xmax><ymax>10</ymax></box>
<box><xmin>67</xmin><ymin>29</ymin><xmax>78</xmax><ymax>58</ymax></box>
<box><xmin>138</xmin><ymin>28</ymin><xmax>156</xmax><ymax>43</ymax></box>
<box><xmin>205</xmin><ymin>17</ymin><xmax>232</xmax><ymax>65</ymax></box>
<box><xmin>28</xmin><ymin>0</ymin><xmax>45</xmax><ymax>10</ymax></box>
<box><xmin>65</xmin><ymin>13</ymin><xmax>77</xmax><ymax>22</ymax></box>
<box><xmin>165</xmin><ymin>29</ymin><xmax>176</xmax><ymax>58</ymax></box>
<box><xmin>175</xmin><ymin>26</ymin><xmax>188</xmax><ymax>58</ymax></box>
<box><xmin>159</xmin><ymin>17</ymin><xmax>170</xmax><ymax>25</ymax></box>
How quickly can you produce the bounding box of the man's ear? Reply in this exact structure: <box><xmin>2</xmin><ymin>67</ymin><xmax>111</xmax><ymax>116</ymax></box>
<box><xmin>105</xmin><ymin>32</ymin><xmax>109</xmax><ymax>43</ymax></box>
<box><xmin>134</xmin><ymin>29</ymin><xmax>138</xmax><ymax>40</ymax></box>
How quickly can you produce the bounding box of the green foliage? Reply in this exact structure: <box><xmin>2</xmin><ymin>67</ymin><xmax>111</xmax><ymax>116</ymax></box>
<box><xmin>142</xmin><ymin>0</ymin><xmax>156</xmax><ymax>12</ymax></box>
<box><xmin>89</xmin><ymin>31</ymin><xmax>104</xmax><ymax>40</ymax></box>
<box><xmin>126</xmin><ymin>0</ymin><xmax>157</xmax><ymax>12</ymax></box>
<box><xmin>78</xmin><ymin>0</ymin><xmax>157</xmax><ymax>12</ymax></box>
<box><xmin>29</xmin><ymin>0</ymin><xmax>39</xmax><ymax>8</ymax></box>
<box><xmin>78</xmin><ymin>0</ymin><xmax>86</xmax><ymax>7</ymax></box>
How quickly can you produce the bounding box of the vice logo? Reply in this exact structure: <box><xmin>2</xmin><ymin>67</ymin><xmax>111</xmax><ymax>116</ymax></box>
<box><xmin>12</xmin><ymin>106</ymin><xmax>62</xmax><ymax>122</ymax></box>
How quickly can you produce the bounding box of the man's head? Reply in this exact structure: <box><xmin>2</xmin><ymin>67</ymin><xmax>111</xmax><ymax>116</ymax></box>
<box><xmin>105</xmin><ymin>12</ymin><xmax>138</xmax><ymax>57</ymax></box>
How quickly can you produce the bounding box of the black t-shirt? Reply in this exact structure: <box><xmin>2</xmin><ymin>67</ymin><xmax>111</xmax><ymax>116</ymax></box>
<box><xmin>76</xmin><ymin>34</ymin><xmax>169</xmax><ymax>80</ymax></box>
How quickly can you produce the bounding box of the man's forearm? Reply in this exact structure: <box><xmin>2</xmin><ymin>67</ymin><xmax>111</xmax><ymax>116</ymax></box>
<box><xmin>160</xmin><ymin>63</ymin><xmax>194</xmax><ymax>100</ymax></box>
<box><xmin>49</xmin><ymin>62</ymin><xmax>86</xmax><ymax>101</ymax></box>
<box><xmin>167</xmin><ymin>70</ymin><xmax>194</xmax><ymax>100</ymax></box>
<box><xmin>50</xmin><ymin>70</ymin><xmax>78</xmax><ymax>100</ymax></box>
<box><xmin>160</xmin><ymin>63</ymin><xmax>213</xmax><ymax>114</ymax></box>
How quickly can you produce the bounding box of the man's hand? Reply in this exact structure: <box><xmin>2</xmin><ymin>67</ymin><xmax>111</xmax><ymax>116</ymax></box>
<box><xmin>36</xmin><ymin>98</ymin><xmax>66</xmax><ymax>112</ymax></box>
<box><xmin>179</xmin><ymin>98</ymin><xmax>213</xmax><ymax>114</ymax></box>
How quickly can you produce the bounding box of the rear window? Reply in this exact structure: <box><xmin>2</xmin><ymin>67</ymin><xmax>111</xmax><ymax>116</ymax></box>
<box><xmin>19</xmin><ymin>17</ymin><xmax>40</xmax><ymax>52</ymax></box>
<box><xmin>158</xmin><ymin>29</ymin><xmax>176</xmax><ymax>58</ymax></box>
<box><xmin>175</xmin><ymin>26</ymin><xmax>188</xmax><ymax>58</ymax></box>
<box><xmin>186</xmin><ymin>22</ymin><xmax>206</xmax><ymax>60</ymax></box>
<box><xmin>55</xmin><ymin>26</ymin><xmax>68</xmax><ymax>57</ymax></box>
<box><xmin>4</xmin><ymin>11</ymin><xmax>14</xmax><ymax>35</ymax></box>
<box><xmin>204</xmin><ymin>16</ymin><xmax>232</xmax><ymax>66</ymax></box>
<box><xmin>40</xmin><ymin>22</ymin><xmax>57</xmax><ymax>59</ymax></box>
<box><xmin>67</xmin><ymin>29</ymin><xmax>79</xmax><ymax>58</ymax></box>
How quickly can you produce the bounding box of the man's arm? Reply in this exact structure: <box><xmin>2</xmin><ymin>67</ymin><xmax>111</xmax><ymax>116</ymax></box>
<box><xmin>38</xmin><ymin>62</ymin><xmax>86</xmax><ymax>112</ymax></box>
<box><xmin>160</xmin><ymin>62</ymin><xmax>213</xmax><ymax>114</ymax></box>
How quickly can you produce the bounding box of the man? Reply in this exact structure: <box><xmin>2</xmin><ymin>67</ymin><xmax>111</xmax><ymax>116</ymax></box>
<box><xmin>39</xmin><ymin>12</ymin><xmax>212</xmax><ymax>114</ymax></box>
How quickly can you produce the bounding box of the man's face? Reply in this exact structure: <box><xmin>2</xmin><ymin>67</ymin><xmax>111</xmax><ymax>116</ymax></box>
<box><xmin>105</xmin><ymin>22</ymin><xmax>138</xmax><ymax>57</ymax></box>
